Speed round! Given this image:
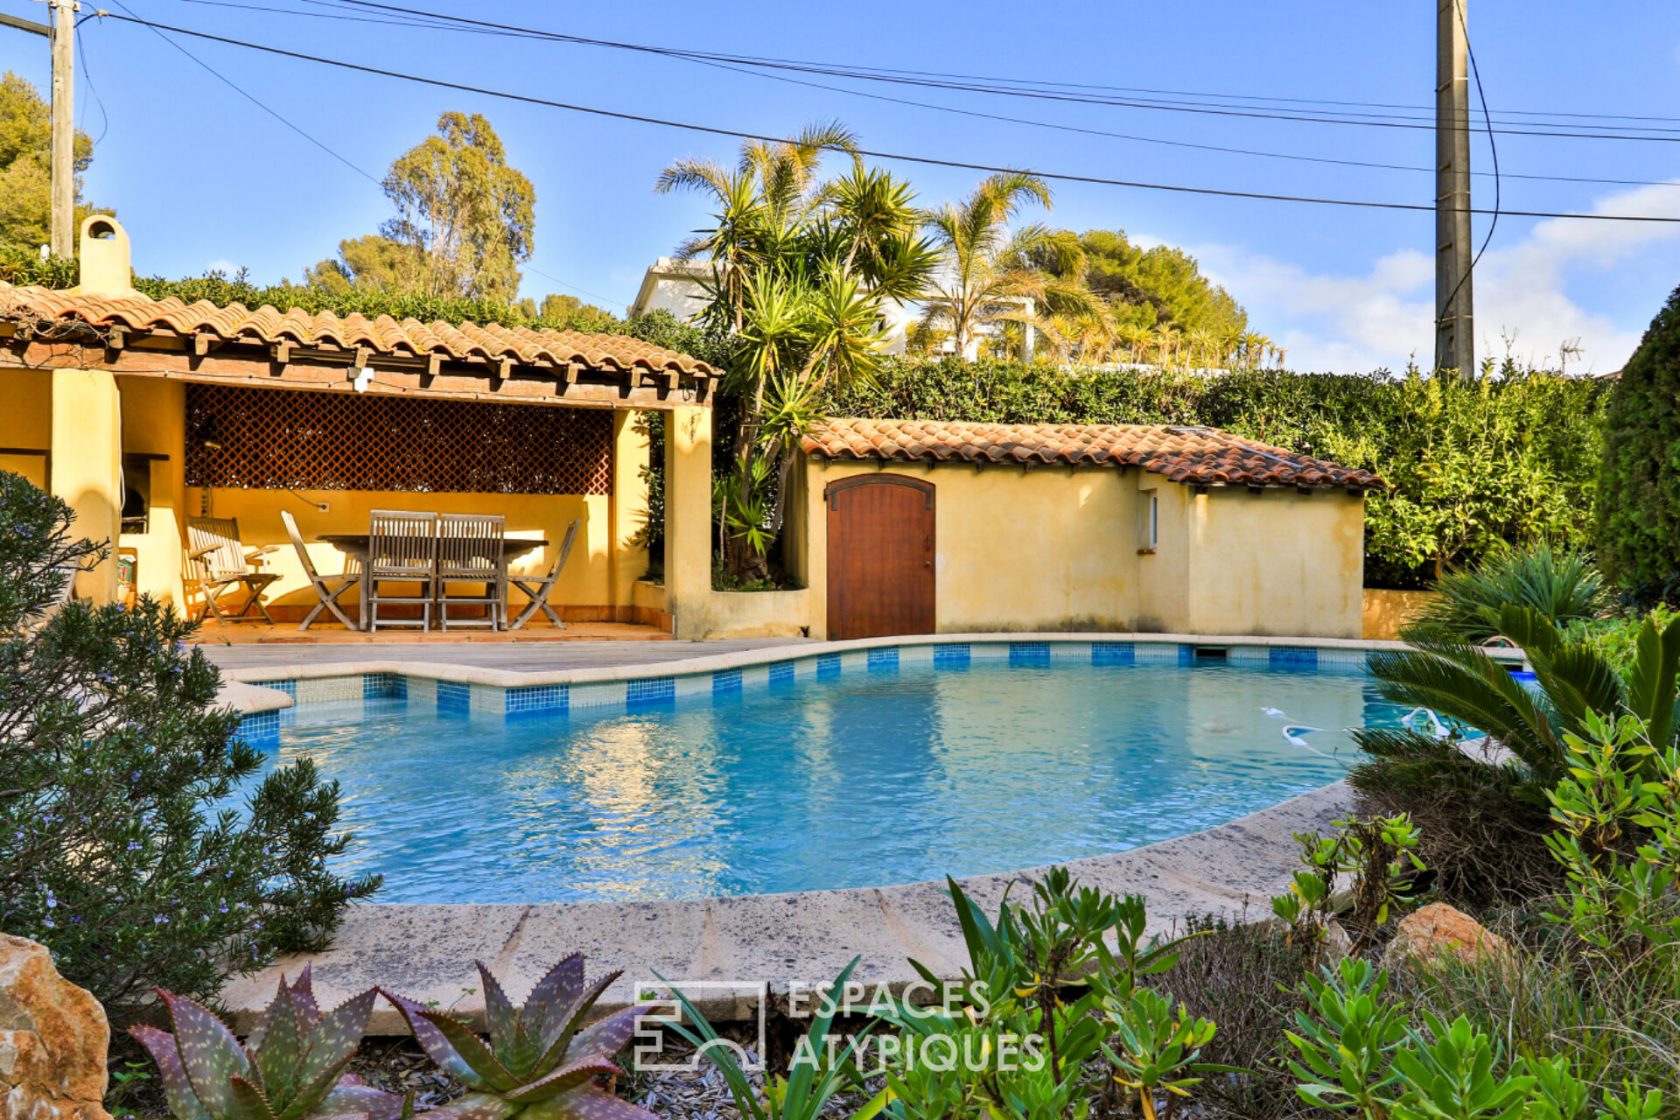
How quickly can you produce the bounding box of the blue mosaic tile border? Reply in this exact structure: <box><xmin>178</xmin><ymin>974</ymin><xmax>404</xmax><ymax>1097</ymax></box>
<box><xmin>235</xmin><ymin>709</ymin><xmax>280</xmax><ymax>748</ymax></box>
<box><xmin>245</xmin><ymin>639</ymin><xmax>1387</xmax><ymax>731</ymax></box>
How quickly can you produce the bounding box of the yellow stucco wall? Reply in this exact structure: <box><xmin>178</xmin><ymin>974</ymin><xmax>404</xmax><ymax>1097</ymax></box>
<box><xmin>52</xmin><ymin>369</ymin><xmax>123</xmax><ymax>600</ymax></box>
<box><xmin>663</xmin><ymin>405</ymin><xmax>715</xmax><ymax>638</ymax></box>
<box><xmin>1183</xmin><ymin>487</ymin><xmax>1365</xmax><ymax>638</ymax></box>
<box><xmin>0</xmin><ymin>369</ymin><xmax>52</xmax><ymax>488</ymax></box>
<box><xmin>802</xmin><ymin>459</ymin><xmax>1144</xmax><ymax>638</ymax></box>
<box><xmin>796</xmin><ymin>455</ymin><xmax>1366</xmax><ymax>640</ymax></box>
<box><xmin>1133</xmin><ymin>480</ymin><xmax>1190</xmax><ymax>632</ymax></box>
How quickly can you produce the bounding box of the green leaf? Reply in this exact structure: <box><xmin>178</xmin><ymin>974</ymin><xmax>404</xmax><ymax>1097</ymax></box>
<box><xmin>295</xmin><ymin>989</ymin><xmax>376</xmax><ymax>1097</ymax></box>
<box><xmin>1627</xmin><ymin>614</ymin><xmax>1680</xmax><ymax>751</ymax></box>
<box><xmin>501</xmin><ymin>1058</ymin><xmax>620</xmax><ymax>1104</ymax></box>
<box><xmin>415</xmin><ymin>1010</ymin><xmax>518</xmax><ymax>1092</ymax></box>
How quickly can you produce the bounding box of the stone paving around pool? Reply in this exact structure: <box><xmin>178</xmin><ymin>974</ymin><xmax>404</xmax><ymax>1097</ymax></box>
<box><xmin>220</xmin><ymin>780</ymin><xmax>1353</xmax><ymax>1034</ymax></box>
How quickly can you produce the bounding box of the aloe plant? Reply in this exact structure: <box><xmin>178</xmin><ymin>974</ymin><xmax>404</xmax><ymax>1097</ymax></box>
<box><xmin>384</xmin><ymin>955</ymin><xmax>653</xmax><ymax>1120</ymax></box>
<box><xmin>131</xmin><ymin>966</ymin><xmax>402</xmax><ymax>1120</ymax></box>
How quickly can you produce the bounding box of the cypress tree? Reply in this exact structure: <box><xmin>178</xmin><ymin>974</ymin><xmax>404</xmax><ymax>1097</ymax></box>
<box><xmin>1598</xmin><ymin>284</ymin><xmax>1680</xmax><ymax>601</ymax></box>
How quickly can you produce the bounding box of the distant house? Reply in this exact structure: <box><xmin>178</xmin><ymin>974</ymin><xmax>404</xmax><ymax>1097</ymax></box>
<box><xmin>627</xmin><ymin>257</ymin><xmax>712</xmax><ymax>324</ymax></box>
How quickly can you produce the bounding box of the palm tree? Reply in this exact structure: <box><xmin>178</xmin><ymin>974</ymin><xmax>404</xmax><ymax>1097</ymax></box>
<box><xmin>917</xmin><ymin>173</ymin><xmax>1095</xmax><ymax>360</ymax></box>
<box><xmin>1237</xmin><ymin>332</ymin><xmax>1272</xmax><ymax>370</ymax></box>
<box><xmin>654</xmin><ymin>124</ymin><xmax>937</xmax><ymax>578</ymax></box>
<box><xmin>1114</xmin><ymin>323</ymin><xmax>1154</xmax><ymax>365</ymax></box>
<box><xmin>1356</xmin><ymin>606</ymin><xmax>1680</xmax><ymax>797</ymax></box>
<box><xmin>656</xmin><ymin>121</ymin><xmax>857</xmax><ymax>332</ymax></box>
<box><xmin>1151</xmin><ymin>324</ymin><xmax>1183</xmax><ymax>370</ymax></box>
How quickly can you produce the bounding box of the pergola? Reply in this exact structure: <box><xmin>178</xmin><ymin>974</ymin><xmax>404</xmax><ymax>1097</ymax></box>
<box><xmin>0</xmin><ymin>217</ymin><xmax>721</xmax><ymax>637</ymax></box>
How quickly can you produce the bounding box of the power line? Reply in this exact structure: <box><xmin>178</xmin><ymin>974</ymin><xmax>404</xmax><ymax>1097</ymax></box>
<box><xmin>95</xmin><ymin>13</ymin><xmax>1680</xmax><ymax>225</ymax></box>
<box><xmin>103</xmin><ymin>0</ymin><xmax>384</xmax><ymax>185</ymax></box>
<box><xmin>288</xmin><ymin>0</ymin><xmax>1680</xmax><ymax>131</ymax></box>
<box><xmin>83</xmin><ymin>5</ymin><xmax>630</xmax><ymax>307</ymax></box>
<box><xmin>197</xmin><ymin>0</ymin><xmax>1680</xmax><ymax>191</ymax></box>
<box><xmin>642</xmin><ymin>29</ymin><xmax>1680</xmax><ymax>191</ymax></box>
<box><xmin>307</xmin><ymin>0</ymin><xmax>1680</xmax><ymax>142</ymax></box>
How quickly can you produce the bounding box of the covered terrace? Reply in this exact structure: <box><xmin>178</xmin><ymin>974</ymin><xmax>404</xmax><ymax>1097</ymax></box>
<box><xmin>0</xmin><ymin>217</ymin><xmax>722</xmax><ymax>639</ymax></box>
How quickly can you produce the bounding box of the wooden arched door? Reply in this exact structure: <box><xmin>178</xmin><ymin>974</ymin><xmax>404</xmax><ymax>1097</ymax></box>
<box><xmin>825</xmin><ymin>474</ymin><xmax>936</xmax><ymax>639</ymax></box>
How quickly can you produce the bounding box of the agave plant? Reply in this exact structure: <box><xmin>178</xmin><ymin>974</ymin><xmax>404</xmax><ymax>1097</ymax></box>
<box><xmin>131</xmin><ymin>967</ymin><xmax>402</xmax><ymax>1120</ymax></box>
<box><xmin>384</xmin><ymin>955</ymin><xmax>653</xmax><ymax>1120</ymax></box>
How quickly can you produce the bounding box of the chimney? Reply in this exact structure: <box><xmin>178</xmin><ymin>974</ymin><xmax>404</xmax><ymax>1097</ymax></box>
<box><xmin>69</xmin><ymin>215</ymin><xmax>137</xmax><ymax>297</ymax></box>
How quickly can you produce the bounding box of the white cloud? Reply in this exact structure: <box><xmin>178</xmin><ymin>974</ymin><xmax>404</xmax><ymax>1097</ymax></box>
<box><xmin>205</xmin><ymin>258</ymin><xmax>240</xmax><ymax>276</ymax></box>
<box><xmin>1186</xmin><ymin>180</ymin><xmax>1680</xmax><ymax>373</ymax></box>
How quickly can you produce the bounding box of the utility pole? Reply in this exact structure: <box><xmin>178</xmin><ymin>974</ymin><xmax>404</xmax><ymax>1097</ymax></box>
<box><xmin>1434</xmin><ymin>0</ymin><xmax>1474</xmax><ymax>379</ymax></box>
<box><xmin>0</xmin><ymin>5</ymin><xmax>73</xmax><ymax>257</ymax></box>
<box><xmin>50</xmin><ymin>0</ymin><xmax>77</xmax><ymax>260</ymax></box>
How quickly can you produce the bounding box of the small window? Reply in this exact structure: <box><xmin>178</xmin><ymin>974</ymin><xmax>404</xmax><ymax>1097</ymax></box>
<box><xmin>1139</xmin><ymin>492</ymin><xmax>1159</xmax><ymax>553</ymax></box>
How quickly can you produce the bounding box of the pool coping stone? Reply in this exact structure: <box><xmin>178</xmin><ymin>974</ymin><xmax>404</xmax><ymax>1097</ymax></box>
<box><xmin>221</xmin><ymin>779</ymin><xmax>1358</xmax><ymax>1034</ymax></box>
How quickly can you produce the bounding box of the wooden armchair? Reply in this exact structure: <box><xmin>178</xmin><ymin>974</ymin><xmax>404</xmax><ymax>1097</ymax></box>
<box><xmin>185</xmin><ymin>516</ymin><xmax>279</xmax><ymax>623</ymax></box>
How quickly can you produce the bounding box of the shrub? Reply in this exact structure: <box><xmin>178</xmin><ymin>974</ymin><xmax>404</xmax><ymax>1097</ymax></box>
<box><xmin>1161</xmin><ymin>916</ymin><xmax>1313</xmax><ymax>1119</ymax></box>
<box><xmin>1598</xmin><ymin>284</ymin><xmax>1680</xmax><ymax>604</ymax></box>
<box><xmin>1351</xmin><ymin>604</ymin><xmax>1680</xmax><ymax>903</ymax></box>
<box><xmin>0</xmin><ymin>470</ymin><xmax>377</xmax><ymax>1027</ymax></box>
<box><xmin>1406</xmin><ymin>543</ymin><xmax>1612</xmax><ymax>645</ymax></box>
<box><xmin>825</xmin><ymin>358</ymin><xmax>1605</xmax><ymax>587</ymax></box>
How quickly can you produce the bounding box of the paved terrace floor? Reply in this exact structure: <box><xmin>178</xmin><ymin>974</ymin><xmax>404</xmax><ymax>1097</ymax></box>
<box><xmin>196</xmin><ymin>632</ymin><xmax>814</xmax><ymax>674</ymax></box>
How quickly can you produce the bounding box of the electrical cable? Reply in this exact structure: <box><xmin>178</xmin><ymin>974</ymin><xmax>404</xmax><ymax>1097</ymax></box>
<box><xmin>92</xmin><ymin>13</ymin><xmax>1680</xmax><ymax>225</ymax></box>
<box><xmin>84</xmin><ymin>4</ymin><xmax>625</xmax><ymax>307</ymax></box>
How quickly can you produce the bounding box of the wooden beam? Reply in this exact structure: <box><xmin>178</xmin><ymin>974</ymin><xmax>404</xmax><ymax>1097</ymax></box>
<box><xmin>271</xmin><ymin>341</ymin><xmax>291</xmax><ymax>365</ymax></box>
<box><xmin>0</xmin><ymin>342</ymin><xmax>709</xmax><ymax>411</ymax></box>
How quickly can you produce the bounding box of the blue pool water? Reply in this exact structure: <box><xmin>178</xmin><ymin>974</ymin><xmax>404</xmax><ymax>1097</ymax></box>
<box><xmin>259</xmin><ymin>660</ymin><xmax>1405</xmax><ymax>903</ymax></box>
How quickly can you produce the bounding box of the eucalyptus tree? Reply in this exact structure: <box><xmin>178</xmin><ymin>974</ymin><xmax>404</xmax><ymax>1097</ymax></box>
<box><xmin>656</xmin><ymin>123</ymin><xmax>938</xmax><ymax>578</ymax></box>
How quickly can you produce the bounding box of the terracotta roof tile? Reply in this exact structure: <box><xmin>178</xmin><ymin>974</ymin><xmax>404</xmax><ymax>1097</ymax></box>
<box><xmin>801</xmin><ymin>418</ymin><xmax>1381</xmax><ymax>490</ymax></box>
<box><xmin>0</xmin><ymin>284</ymin><xmax>718</xmax><ymax>378</ymax></box>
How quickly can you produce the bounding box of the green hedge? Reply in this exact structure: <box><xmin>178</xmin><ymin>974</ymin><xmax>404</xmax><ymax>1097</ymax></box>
<box><xmin>826</xmin><ymin>358</ymin><xmax>1606</xmax><ymax>588</ymax></box>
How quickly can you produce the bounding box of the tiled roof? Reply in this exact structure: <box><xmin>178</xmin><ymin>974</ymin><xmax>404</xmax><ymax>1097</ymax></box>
<box><xmin>0</xmin><ymin>284</ymin><xmax>717</xmax><ymax>378</ymax></box>
<box><xmin>801</xmin><ymin>418</ymin><xmax>1381</xmax><ymax>490</ymax></box>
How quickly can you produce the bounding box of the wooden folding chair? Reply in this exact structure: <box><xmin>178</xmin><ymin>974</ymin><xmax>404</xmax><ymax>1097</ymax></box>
<box><xmin>366</xmin><ymin>510</ymin><xmax>438</xmax><ymax>632</ymax></box>
<box><xmin>279</xmin><ymin>510</ymin><xmax>360</xmax><ymax>631</ymax></box>
<box><xmin>185</xmin><ymin>516</ymin><xmax>279</xmax><ymax>623</ymax></box>
<box><xmin>436</xmin><ymin>514</ymin><xmax>505</xmax><ymax>630</ymax></box>
<box><xmin>506</xmin><ymin>519</ymin><xmax>580</xmax><ymax>630</ymax></box>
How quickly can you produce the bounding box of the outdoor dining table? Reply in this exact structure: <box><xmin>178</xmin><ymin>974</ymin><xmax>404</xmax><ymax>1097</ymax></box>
<box><xmin>317</xmin><ymin>533</ymin><xmax>548</xmax><ymax>631</ymax></box>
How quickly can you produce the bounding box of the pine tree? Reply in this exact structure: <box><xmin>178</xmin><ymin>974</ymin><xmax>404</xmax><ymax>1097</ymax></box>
<box><xmin>1597</xmin><ymin>284</ymin><xmax>1680</xmax><ymax>602</ymax></box>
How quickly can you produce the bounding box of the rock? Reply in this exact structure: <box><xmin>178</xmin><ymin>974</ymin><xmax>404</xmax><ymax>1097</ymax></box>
<box><xmin>1321</xmin><ymin>919</ymin><xmax>1353</xmax><ymax>963</ymax></box>
<box><xmin>1380</xmin><ymin>903</ymin><xmax>1510</xmax><ymax>972</ymax></box>
<box><xmin>0</xmin><ymin>934</ymin><xmax>111</xmax><ymax>1120</ymax></box>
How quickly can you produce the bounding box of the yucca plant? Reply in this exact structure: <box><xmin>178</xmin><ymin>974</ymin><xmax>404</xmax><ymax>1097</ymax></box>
<box><xmin>384</xmin><ymin>955</ymin><xmax>653</xmax><ymax>1120</ymax></box>
<box><xmin>130</xmin><ymin>967</ymin><xmax>402</xmax><ymax>1120</ymax></box>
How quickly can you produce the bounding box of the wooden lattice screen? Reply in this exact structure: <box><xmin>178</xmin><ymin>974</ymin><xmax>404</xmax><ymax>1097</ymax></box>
<box><xmin>185</xmin><ymin>385</ymin><xmax>613</xmax><ymax>495</ymax></box>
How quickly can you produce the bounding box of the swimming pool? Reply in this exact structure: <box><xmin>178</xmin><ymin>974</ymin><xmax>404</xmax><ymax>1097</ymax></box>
<box><xmin>245</xmin><ymin>643</ymin><xmax>1408</xmax><ymax>903</ymax></box>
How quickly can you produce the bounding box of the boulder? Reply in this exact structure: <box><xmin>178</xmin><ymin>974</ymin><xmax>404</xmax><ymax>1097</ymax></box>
<box><xmin>1380</xmin><ymin>902</ymin><xmax>1510</xmax><ymax>972</ymax></box>
<box><xmin>0</xmin><ymin>935</ymin><xmax>111</xmax><ymax>1120</ymax></box>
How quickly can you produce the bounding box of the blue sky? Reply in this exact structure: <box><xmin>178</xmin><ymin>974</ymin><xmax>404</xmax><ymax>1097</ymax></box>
<box><xmin>5</xmin><ymin>0</ymin><xmax>1679</xmax><ymax>372</ymax></box>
